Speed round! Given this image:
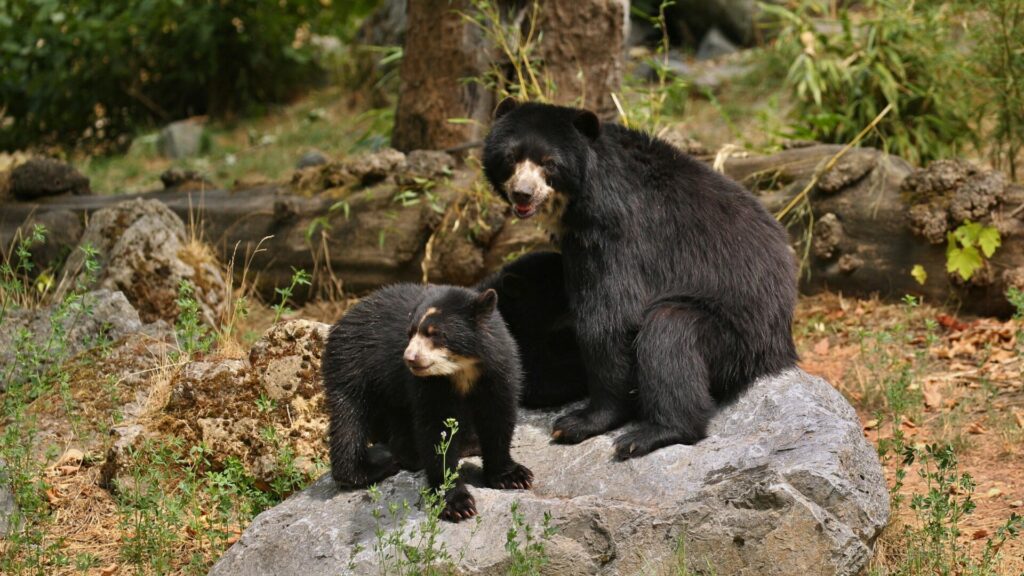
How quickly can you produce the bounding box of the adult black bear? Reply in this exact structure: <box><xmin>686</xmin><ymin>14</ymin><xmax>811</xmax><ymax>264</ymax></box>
<box><xmin>322</xmin><ymin>284</ymin><xmax>533</xmax><ymax>522</ymax></box>
<box><xmin>476</xmin><ymin>251</ymin><xmax>587</xmax><ymax>407</ymax></box>
<box><xmin>482</xmin><ymin>99</ymin><xmax>798</xmax><ymax>460</ymax></box>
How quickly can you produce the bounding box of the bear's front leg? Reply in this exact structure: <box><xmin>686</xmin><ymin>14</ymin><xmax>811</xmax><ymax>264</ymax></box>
<box><xmin>551</xmin><ymin>328</ymin><xmax>635</xmax><ymax>444</ymax></box>
<box><xmin>470</xmin><ymin>376</ymin><xmax>534</xmax><ymax>490</ymax></box>
<box><xmin>413</xmin><ymin>383</ymin><xmax>476</xmax><ymax>522</ymax></box>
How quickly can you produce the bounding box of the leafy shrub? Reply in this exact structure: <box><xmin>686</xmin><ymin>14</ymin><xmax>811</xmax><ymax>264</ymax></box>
<box><xmin>0</xmin><ymin>0</ymin><xmax>377</xmax><ymax>151</ymax></box>
<box><xmin>763</xmin><ymin>0</ymin><xmax>972</xmax><ymax>165</ymax></box>
<box><xmin>956</xmin><ymin>0</ymin><xmax>1024</xmax><ymax>179</ymax></box>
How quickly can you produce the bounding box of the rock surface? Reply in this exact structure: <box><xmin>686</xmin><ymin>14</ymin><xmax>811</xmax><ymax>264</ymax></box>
<box><xmin>9</xmin><ymin>157</ymin><xmax>91</xmax><ymax>200</ymax></box>
<box><xmin>0</xmin><ymin>289</ymin><xmax>145</xmax><ymax>390</ymax></box>
<box><xmin>62</xmin><ymin>198</ymin><xmax>227</xmax><ymax>325</ymax></box>
<box><xmin>210</xmin><ymin>369</ymin><xmax>888</xmax><ymax>576</ymax></box>
<box><xmin>157</xmin><ymin>119</ymin><xmax>205</xmax><ymax>159</ymax></box>
<box><xmin>0</xmin><ymin>460</ymin><xmax>16</xmax><ymax>535</ymax></box>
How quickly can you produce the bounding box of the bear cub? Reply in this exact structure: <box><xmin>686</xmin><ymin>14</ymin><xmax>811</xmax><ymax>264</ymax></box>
<box><xmin>322</xmin><ymin>284</ymin><xmax>532</xmax><ymax>522</ymax></box>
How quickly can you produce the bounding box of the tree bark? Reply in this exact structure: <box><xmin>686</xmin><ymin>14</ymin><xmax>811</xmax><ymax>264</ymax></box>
<box><xmin>391</xmin><ymin>0</ymin><xmax>491</xmax><ymax>152</ymax></box>
<box><xmin>390</xmin><ymin>0</ymin><xmax>629</xmax><ymax>152</ymax></box>
<box><xmin>718</xmin><ymin>145</ymin><xmax>1024</xmax><ymax>317</ymax></box>
<box><xmin>536</xmin><ymin>0</ymin><xmax>629</xmax><ymax>119</ymax></box>
<box><xmin>6</xmin><ymin>145</ymin><xmax>1023</xmax><ymax>317</ymax></box>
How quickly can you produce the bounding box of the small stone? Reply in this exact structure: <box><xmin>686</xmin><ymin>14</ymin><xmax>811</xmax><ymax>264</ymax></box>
<box><xmin>0</xmin><ymin>460</ymin><xmax>16</xmax><ymax>535</ymax></box>
<box><xmin>297</xmin><ymin>150</ymin><xmax>329</xmax><ymax>169</ymax></box>
<box><xmin>838</xmin><ymin>254</ymin><xmax>865</xmax><ymax>274</ymax></box>
<box><xmin>62</xmin><ymin>198</ymin><xmax>227</xmax><ymax>325</ymax></box>
<box><xmin>9</xmin><ymin>157</ymin><xmax>91</xmax><ymax>200</ymax></box>
<box><xmin>99</xmin><ymin>424</ymin><xmax>145</xmax><ymax>490</ymax></box>
<box><xmin>160</xmin><ymin>167</ymin><xmax>213</xmax><ymax>190</ymax></box>
<box><xmin>812</xmin><ymin>213</ymin><xmax>844</xmax><ymax>260</ymax></box>
<box><xmin>696</xmin><ymin>27</ymin><xmax>739</xmax><ymax>60</ymax></box>
<box><xmin>157</xmin><ymin>119</ymin><xmax>205</xmax><ymax>159</ymax></box>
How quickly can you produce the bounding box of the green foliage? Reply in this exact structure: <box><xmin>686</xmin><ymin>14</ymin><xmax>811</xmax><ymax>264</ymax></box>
<box><xmin>764</xmin><ymin>0</ymin><xmax>972</xmax><ymax>165</ymax></box>
<box><xmin>0</xmin><ymin>0</ymin><xmax>377</xmax><ymax>150</ymax></box>
<box><xmin>393</xmin><ymin>176</ymin><xmax>446</xmax><ymax>214</ymax></box>
<box><xmin>368</xmin><ymin>418</ymin><xmax>462</xmax><ymax>575</ymax></box>
<box><xmin>272</xmin><ymin>267</ymin><xmax>313</xmax><ymax>324</ymax></box>
<box><xmin>113</xmin><ymin>437</ymin><xmax>317</xmax><ymax>574</ymax></box>
<box><xmin>174</xmin><ymin>279</ymin><xmax>214</xmax><ymax>358</ymax></box>
<box><xmin>461</xmin><ymin>0</ymin><xmax>550</xmax><ymax>102</ymax></box>
<box><xmin>956</xmin><ymin>0</ymin><xmax>1024</xmax><ymax>179</ymax></box>
<box><xmin>366</xmin><ymin>418</ymin><xmax>555</xmax><ymax>575</ymax></box>
<box><xmin>504</xmin><ymin>502</ymin><xmax>555</xmax><ymax>576</ymax></box>
<box><xmin>620</xmin><ymin>1</ymin><xmax>689</xmax><ymax>133</ymax></box>
<box><xmin>1007</xmin><ymin>286</ymin><xmax>1024</xmax><ymax>320</ymax></box>
<box><xmin>0</xmin><ymin>231</ymin><xmax>104</xmax><ymax>574</ymax></box>
<box><xmin>0</xmin><ymin>224</ymin><xmax>48</xmax><ymax>323</ymax></box>
<box><xmin>910</xmin><ymin>264</ymin><xmax>927</xmax><ymax>286</ymax></box>
<box><xmin>945</xmin><ymin>221</ymin><xmax>1001</xmax><ymax>281</ymax></box>
<box><xmin>875</xmin><ymin>441</ymin><xmax>1024</xmax><ymax>576</ymax></box>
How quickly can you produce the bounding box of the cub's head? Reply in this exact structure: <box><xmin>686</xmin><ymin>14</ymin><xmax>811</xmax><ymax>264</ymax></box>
<box><xmin>402</xmin><ymin>287</ymin><xmax>499</xmax><ymax>378</ymax></box>
<box><xmin>482</xmin><ymin>98</ymin><xmax>600</xmax><ymax>219</ymax></box>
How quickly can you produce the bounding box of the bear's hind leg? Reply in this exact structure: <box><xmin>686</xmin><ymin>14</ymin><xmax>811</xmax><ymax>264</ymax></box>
<box><xmin>613</xmin><ymin>304</ymin><xmax>717</xmax><ymax>461</ymax></box>
<box><xmin>328</xmin><ymin>393</ymin><xmax>398</xmax><ymax>487</ymax></box>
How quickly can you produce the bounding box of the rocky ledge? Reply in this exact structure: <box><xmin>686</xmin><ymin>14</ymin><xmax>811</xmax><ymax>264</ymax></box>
<box><xmin>210</xmin><ymin>369</ymin><xmax>887</xmax><ymax>576</ymax></box>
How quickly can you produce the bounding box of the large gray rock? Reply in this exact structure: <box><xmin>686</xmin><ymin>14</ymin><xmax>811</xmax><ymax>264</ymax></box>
<box><xmin>62</xmin><ymin>198</ymin><xmax>227</xmax><ymax>326</ymax></box>
<box><xmin>210</xmin><ymin>369</ymin><xmax>888</xmax><ymax>576</ymax></box>
<box><xmin>0</xmin><ymin>289</ymin><xmax>145</xmax><ymax>390</ymax></box>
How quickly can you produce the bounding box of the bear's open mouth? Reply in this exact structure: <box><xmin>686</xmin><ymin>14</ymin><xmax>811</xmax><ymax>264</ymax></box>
<box><xmin>514</xmin><ymin>204</ymin><xmax>537</xmax><ymax>218</ymax></box>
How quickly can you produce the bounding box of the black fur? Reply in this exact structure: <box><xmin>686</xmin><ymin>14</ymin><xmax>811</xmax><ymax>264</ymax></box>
<box><xmin>483</xmin><ymin>100</ymin><xmax>798</xmax><ymax>459</ymax></box>
<box><xmin>322</xmin><ymin>284</ymin><xmax>532</xmax><ymax>522</ymax></box>
<box><xmin>476</xmin><ymin>251</ymin><xmax>587</xmax><ymax>407</ymax></box>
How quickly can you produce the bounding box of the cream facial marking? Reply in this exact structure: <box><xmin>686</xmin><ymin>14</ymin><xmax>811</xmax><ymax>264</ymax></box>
<box><xmin>417</xmin><ymin>307</ymin><xmax>438</xmax><ymax>331</ymax></box>
<box><xmin>503</xmin><ymin>159</ymin><xmax>553</xmax><ymax>218</ymax></box>
<box><xmin>403</xmin><ymin>334</ymin><xmax>481</xmax><ymax>395</ymax></box>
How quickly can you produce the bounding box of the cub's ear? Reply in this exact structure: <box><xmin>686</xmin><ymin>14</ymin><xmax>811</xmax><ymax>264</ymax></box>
<box><xmin>494</xmin><ymin>97</ymin><xmax>519</xmax><ymax>120</ymax></box>
<box><xmin>474</xmin><ymin>288</ymin><xmax>498</xmax><ymax>317</ymax></box>
<box><xmin>573</xmin><ymin>109</ymin><xmax>601</xmax><ymax>140</ymax></box>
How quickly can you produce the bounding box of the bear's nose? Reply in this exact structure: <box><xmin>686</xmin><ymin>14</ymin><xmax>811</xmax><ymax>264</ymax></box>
<box><xmin>403</xmin><ymin>347</ymin><xmax>418</xmax><ymax>364</ymax></box>
<box><xmin>510</xmin><ymin>190</ymin><xmax>532</xmax><ymax>205</ymax></box>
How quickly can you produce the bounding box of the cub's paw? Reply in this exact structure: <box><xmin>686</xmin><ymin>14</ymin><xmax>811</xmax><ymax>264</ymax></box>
<box><xmin>364</xmin><ymin>445</ymin><xmax>401</xmax><ymax>484</ymax></box>
<box><xmin>487</xmin><ymin>462</ymin><xmax>534</xmax><ymax>490</ymax></box>
<box><xmin>440</xmin><ymin>485</ymin><xmax>477</xmax><ymax>523</ymax></box>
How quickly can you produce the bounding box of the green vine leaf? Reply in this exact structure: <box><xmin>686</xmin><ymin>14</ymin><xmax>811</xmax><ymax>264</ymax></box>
<box><xmin>946</xmin><ymin>240</ymin><xmax>982</xmax><ymax>281</ymax></box>
<box><xmin>911</xmin><ymin>264</ymin><xmax>927</xmax><ymax>285</ymax></box>
<box><xmin>977</xmin><ymin>226</ymin><xmax>1001</xmax><ymax>258</ymax></box>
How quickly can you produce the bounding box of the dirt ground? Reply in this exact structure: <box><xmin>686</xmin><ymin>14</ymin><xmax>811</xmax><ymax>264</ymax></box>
<box><xmin>796</xmin><ymin>292</ymin><xmax>1024</xmax><ymax>573</ymax></box>
<box><xmin>12</xmin><ymin>290</ymin><xmax>1022</xmax><ymax>575</ymax></box>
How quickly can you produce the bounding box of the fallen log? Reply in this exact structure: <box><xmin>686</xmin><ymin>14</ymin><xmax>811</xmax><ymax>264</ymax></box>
<box><xmin>3</xmin><ymin>145</ymin><xmax>1022</xmax><ymax>316</ymax></box>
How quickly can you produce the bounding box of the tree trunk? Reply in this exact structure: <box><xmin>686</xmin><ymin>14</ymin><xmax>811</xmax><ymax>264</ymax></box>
<box><xmin>391</xmin><ymin>0</ymin><xmax>491</xmax><ymax>152</ymax></box>
<box><xmin>718</xmin><ymin>145</ymin><xmax>1024</xmax><ymax>317</ymax></box>
<box><xmin>390</xmin><ymin>0</ymin><xmax>629</xmax><ymax>152</ymax></box>
<box><xmin>536</xmin><ymin>0</ymin><xmax>629</xmax><ymax>119</ymax></box>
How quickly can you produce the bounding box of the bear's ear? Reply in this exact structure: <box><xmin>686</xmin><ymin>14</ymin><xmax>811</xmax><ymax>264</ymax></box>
<box><xmin>474</xmin><ymin>288</ymin><xmax>498</xmax><ymax>317</ymax></box>
<box><xmin>573</xmin><ymin>110</ymin><xmax>601</xmax><ymax>140</ymax></box>
<box><xmin>494</xmin><ymin>97</ymin><xmax>519</xmax><ymax>120</ymax></box>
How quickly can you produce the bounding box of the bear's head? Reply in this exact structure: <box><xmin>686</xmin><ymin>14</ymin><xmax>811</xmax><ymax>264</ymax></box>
<box><xmin>402</xmin><ymin>287</ymin><xmax>499</xmax><ymax>380</ymax></box>
<box><xmin>482</xmin><ymin>98</ymin><xmax>600</xmax><ymax>219</ymax></box>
